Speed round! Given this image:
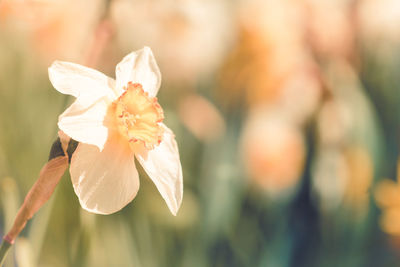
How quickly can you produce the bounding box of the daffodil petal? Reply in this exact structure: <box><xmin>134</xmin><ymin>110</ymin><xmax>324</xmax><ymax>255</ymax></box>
<box><xmin>136</xmin><ymin>124</ymin><xmax>183</xmax><ymax>215</ymax></box>
<box><xmin>58</xmin><ymin>98</ymin><xmax>109</xmax><ymax>151</ymax></box>
<box><xmin>115</xmin><ymin>46</ymin><xmax>161</xmax><ymax>97</ymax></box>
<box><xmin>70</xmin><ymin>138</ymin><xmax>139</xmax><ymax>215</ymax></box>
<box><xmin>49</xmin><ymin>60</ymin><xmax>117</xmax><ymax>106</ymax></box>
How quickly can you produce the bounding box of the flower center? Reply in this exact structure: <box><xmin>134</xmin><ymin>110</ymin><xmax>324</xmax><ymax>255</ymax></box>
<box><xmin>113</xmin><ymin>82</ymin><xmax>164</xmax><ymax>150</ymax></box>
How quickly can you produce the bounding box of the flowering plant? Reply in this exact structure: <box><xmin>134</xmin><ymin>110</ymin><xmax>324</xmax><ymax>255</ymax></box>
<box><xmin>49</xmin><ymin>47</ymin><xmax>183</xmax><ymax>215</ymax></box>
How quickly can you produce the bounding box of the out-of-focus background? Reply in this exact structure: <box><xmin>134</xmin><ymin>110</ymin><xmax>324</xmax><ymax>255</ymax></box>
<box><xmin>0</xmin><ymin>0</ymin><xmax>400</xmax><ymax>266</ymax></box>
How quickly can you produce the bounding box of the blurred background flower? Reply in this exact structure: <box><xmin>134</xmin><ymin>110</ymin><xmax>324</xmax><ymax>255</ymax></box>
<box><xmin>0</xmin><ymin>0</ymin><xmax>102</xmax><ymax>65</ymax></box>
<box><xmin>240</xmin><ymin>107</ymin><xmax>305</xmax><ymax>198</ymax></box>
<box><xmin>375</xmin><ymin>161</ymin><xmax>400</xmax><ymax>237</ymax></box>
<box><xmin>0</xmin><ymin>0</ymin><xmax>399</xmax><ymax>266</ymax></box>
<box><xmin>111</xmin><ymin>0</ymin><xmax>233</xmax><ymax>87</ymax></box>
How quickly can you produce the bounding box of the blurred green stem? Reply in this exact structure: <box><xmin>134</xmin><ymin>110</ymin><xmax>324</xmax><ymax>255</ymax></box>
<box><xmin>0</xmin><ymin>239</ymin><xmax>12</xmax><ymax>266</ymax></box>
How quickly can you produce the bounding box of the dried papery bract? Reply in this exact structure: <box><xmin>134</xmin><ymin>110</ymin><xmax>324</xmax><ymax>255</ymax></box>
<box><xmin>4</xmin><ymin>156</ymin><xmax>68</xmax><ymax>244</ymax></box>
<box><xmin>0</xmin><ymin>135</ymin><xmax>73</xmax><ymax>264</ymax></box>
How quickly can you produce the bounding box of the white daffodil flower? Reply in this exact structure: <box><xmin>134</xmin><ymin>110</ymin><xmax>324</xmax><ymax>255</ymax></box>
<box><xmin>48</xmin><ymin>47</ymin><xmax>183</xmax><ymax>215</ymax></box>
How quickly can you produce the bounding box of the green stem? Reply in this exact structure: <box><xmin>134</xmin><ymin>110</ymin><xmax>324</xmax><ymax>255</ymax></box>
<box><xmin>0</xmin><ymin>239</ymin><xmax>12</xmax><ymax>266</ymax></box>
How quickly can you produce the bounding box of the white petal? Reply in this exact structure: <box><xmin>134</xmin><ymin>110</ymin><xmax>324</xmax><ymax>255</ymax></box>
<box><xmin>58</xmin><ymin>98</ymin><xmax>109</xmax><ymax>151</ymax></box>
<box><xmin>49</xmin><ymin>61</ymin><xmax>118</xmax><ymax>107</ymax></box>
<box><xmin>70</xmin><ymin>138</ymin><xmax>139</xmax><ymax>215</ymax></box>
<box><xmin>115</xmin><ymin>47</ymin><xmax>161</xmax><ymax>97</ymax></box>
<box><xmin>136</xmin><ymin>124</ymin><xmax>183</xmax><ymax>215</ymax></box>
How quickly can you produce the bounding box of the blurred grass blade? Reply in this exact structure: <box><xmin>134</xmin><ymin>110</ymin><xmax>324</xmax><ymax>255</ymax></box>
<box><xmin>0</xmin><ymin>239</ymin><xmax>12</xmax><ymax>266</ymax></box>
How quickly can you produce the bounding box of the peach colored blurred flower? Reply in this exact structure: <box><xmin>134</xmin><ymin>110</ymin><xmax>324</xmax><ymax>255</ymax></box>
<box><xmin>219</xmin><ymin>0</ymin><xmax>321</xmax><ymax>124</ymax></box>
<box><xmin>48</xmin><ymin>47</ymin><xmax>183</xmax><ymax>215</ymax></box>
<box><xmin>241</xmin><ymin>107</ymin><xmax>306</xmax><ymax>196</ymax></box>
<box><xmin>220</xmin><ymin>0</ymin><xmax>305</xmax><ymax>106</ymax></box>
<box><xmin>178</xmin><ymin>94</ymin><xmax>225</xmax><ymax>142</ymax></box>
<box><xmin>0</xmin><ymin>0</ymin><xmax>101</xmax><ymax>64</ymax></box>
<box><xmin>305</xmin><ymin>0</ymin><xmax>354</xmax><ymax>59</ymax></box>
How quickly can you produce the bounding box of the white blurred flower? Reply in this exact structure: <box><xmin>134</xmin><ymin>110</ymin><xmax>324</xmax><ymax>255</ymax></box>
<box><xmin>358</xmin><ymin>0</ymin><xmax>400</xmax><ymax>47</ymax></box>
<box><xmin>111</xmin><ymin>0</ymin><xmax>233</xmax><ymax>85</ymax></box>
<box><xmin>48</xmin><ymin>47</ymin><xmax>183</xmax><ymax>215</ymax></box>
<box><xmin>312</xmin><ymin>148</ymin><xmax>348</xmax><ymax>211</ymax></box>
